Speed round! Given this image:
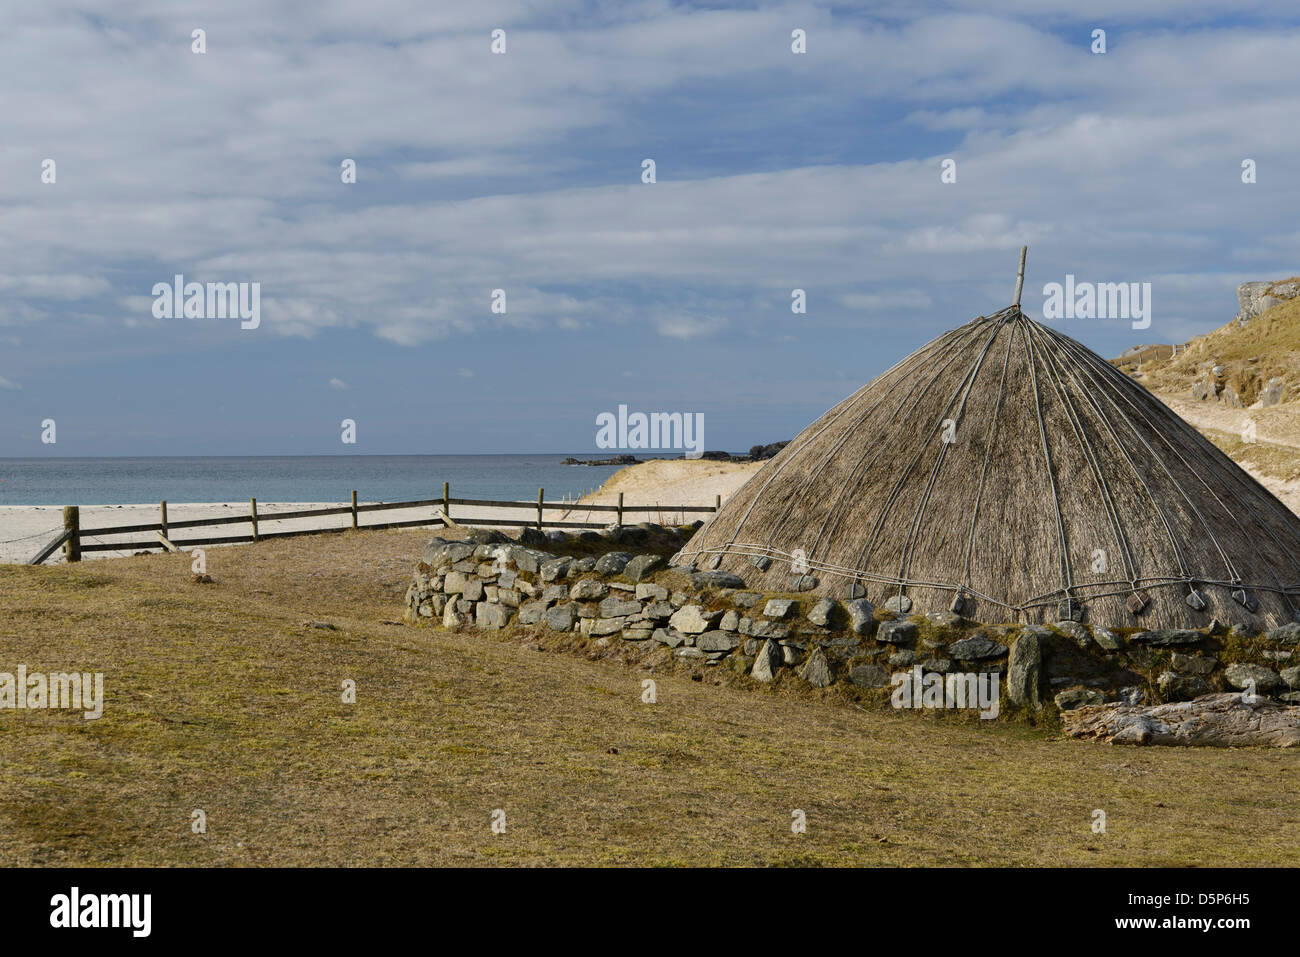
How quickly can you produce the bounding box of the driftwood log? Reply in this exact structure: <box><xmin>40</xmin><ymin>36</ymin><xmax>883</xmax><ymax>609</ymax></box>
<box><xmin>1062</xmin><ymin>692</ymin><xmax>1300</xmax><ymax>748</ymax></box>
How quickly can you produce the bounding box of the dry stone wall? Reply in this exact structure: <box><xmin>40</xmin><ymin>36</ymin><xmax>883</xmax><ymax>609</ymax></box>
<box><xmin>404</xmin><ymin>530</ymin><xmax>1300</xmax><ymax>714</ymax></box>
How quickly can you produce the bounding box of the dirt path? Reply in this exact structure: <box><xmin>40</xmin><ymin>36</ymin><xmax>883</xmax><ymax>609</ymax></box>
<box><xmin>1155</xmin><ymin>392</ymin><xmax>1300</xmax><ymax>514</ymax></box>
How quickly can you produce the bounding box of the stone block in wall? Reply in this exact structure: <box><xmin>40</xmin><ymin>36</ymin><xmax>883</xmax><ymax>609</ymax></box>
<box><xmin>599</xmin><ymin>596</ymin><xmax>641</xmax><ymax>618</ymax></box>
<box><xmin>947</xmin><ymin>635</ymin><xmax>1008</xmax><ymax>660</ymax></box>
<box><xmin>443</xmin><ymin>602</ymin><xmax>464</xmax><ymax>629</ymax></box>
<box><xmin>476</xmin><ymin>603</ymin><xmax>513</xmax><ymax>630</ymax></box>
<box><xmin>540</xmin><ymin>558</ymin><xmax>572</xmax><ymax>582</ymax></box>
<box><xmin>570</xmin><ymin>579</ymin><xmax>608</xmax><ymax>600</ymax></box>
<box><xmin>849</xmin><ymin>664</ymin><xmax>890</xmax><ymax>688</ymax></box>
<box><xmin>590</xmin><ymin>617</ymin><xmax>627</xmax><ymax>636</ymax></box>
<box><xmin>1267</xmin><ymin>623</ymin><xmax>1300</xmax><ymax>645</ymax></box>
<box><xmin>462</xmin><ymin>578</ymin><xmax>484</xmax><ymax>602</ymax></box>
<box><xmin>876</xmin><ymin>620</ymin><xmax>916</xmax><ymax>645</ymax></box>
<box><xmin>643</xmin><ymin>601</ymin><xmax>674</xmax><ymax>620</ymax></box>
<box><xmin>1223</xmin><ymin>663</ymin><xmax>1281</xmax><ymax>692</ymax></box>
<box><xmin>623</xmin><ymin>554</ymin><xmax>664</xmax><ymax>581</ymax></box>
<box><xmin>668</xmin><ymin>605</ymin><xmax>721</xmax><ymax>634</ymax></box>
<box><xmin>697</xmin><ymin>631</ymin><xmax>740</xmax><ymax>652</ymax></box>
<box><xmin>1007</xmin><ymin>630</ymin><xmax>1044</xmax><ymax>710</ymax></box>
<box><xmin>751</xmin><ymin>639</ymin><xmax>781</xmax><ymax>681</ymax></box>
<box><xmin>844</xmin><ymin>599</ymin><xmax>876</xmax><ymax>636</ymax></box>
<box><xmin>807</xmin><ymin>598</ymin><xmax>837</xmax><ymax>627</ymax></box>
<box><xmin>517</xmin><ymin>600</ymin><xmax>551</xmax><ymax>625</ymax></box>
<box><xmin>636</xmin><ymin>583</ymin><xmax>668</xmax><ymax>601</ymax></box>
<box><xmin>653</xmin><ymin>628</ymin><xmax>686</xmax><ymax>648</ymax></box>
<box><xmin>545</xmin><ymin>603</ymin><xmax>579</xmax><ymax>631</ymax></box>
<box><xmin>799</xmin><ymin>648</ymin><xmax>833</xmax><ymax>687</ymax></box>
<box><xmin>594</xmin><ymin>552</ymin><xmax>633</xmax><ymax>575</ymax></box>
<box><xmin>1170</xmin><ymin>652</ymin><xmax>1216</xmax><ymax>675</ymax></box>
<box><xmin>1159</xmin><ymin>671</ymin><xmax>1213</xmax><ymax>701</ymax></box>
<box><xmin>749</xmin><ymin>620</ymin><xmax>790</xmax><ymax>639</ymax></box>
<box><xmin>763</xmin><ymin>599</ymin><xmax>795</xmax><ymax>619</ymax></box>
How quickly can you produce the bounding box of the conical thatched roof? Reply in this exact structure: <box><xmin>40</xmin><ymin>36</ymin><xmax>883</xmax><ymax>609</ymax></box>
<box><xmin>677</xmin><ymin>301</ymin><xmax>1300</xmax><ymax>631</ymax></box>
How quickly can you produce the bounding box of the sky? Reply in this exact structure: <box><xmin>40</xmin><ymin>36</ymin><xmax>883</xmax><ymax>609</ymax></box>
<box><xmin>1</xmin><ymin>0</ymin><xmax>1298</xmax><ymax>456</ymax></box>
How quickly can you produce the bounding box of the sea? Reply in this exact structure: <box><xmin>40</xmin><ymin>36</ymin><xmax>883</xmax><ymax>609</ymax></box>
<box><xmin>0</xmin><ymin>455</ymin><xmax>671</xmax><ymax>507</ymax></box>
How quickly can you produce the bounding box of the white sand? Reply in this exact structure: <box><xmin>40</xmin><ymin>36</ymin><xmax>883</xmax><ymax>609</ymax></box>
<box><xmin>0</xmin><ymin>461</ymin><xmax>762</xmax><ymax>564</ymax></box>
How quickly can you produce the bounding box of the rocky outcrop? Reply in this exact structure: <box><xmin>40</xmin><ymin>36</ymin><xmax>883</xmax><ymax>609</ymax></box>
<box><xmin>1237</xmin><ymin>279</ymin><xmax>1300</xmax><ymax>326</ymax></box>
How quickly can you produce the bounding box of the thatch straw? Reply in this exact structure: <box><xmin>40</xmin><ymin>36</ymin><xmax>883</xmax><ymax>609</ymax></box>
<box><xmin>678</xmin><ymin>293</ymin><xmax>1300</xmax><ymax>630</ymax></box>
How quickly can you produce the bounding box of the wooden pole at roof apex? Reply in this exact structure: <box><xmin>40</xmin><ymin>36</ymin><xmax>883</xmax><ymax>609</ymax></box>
<box><xmin>1013</xmin><ymin>245</ymin><xmax>1027</xmax><ymax>308</ymax></box>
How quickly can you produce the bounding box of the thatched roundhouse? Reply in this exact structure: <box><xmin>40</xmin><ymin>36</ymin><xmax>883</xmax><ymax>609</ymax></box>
<box><xmin>677</xmin><ymin>302</ymin><xmax>1300</xmax><ymax>631</ymax></box>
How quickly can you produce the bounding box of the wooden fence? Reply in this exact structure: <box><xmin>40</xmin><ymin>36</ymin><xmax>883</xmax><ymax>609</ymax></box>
<box><xmin>1111</xmin><ymin>343</ymin><xmax>1185</xmax><ymax>367</ymax></box>
<box><xmin>29</xmin><ymin>484</ymin><xmax>720</xmax><ymax>565</ymax></box>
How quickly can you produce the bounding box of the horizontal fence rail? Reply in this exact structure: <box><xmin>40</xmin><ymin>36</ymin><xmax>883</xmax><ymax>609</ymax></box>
<box><xmin>28</xmin><ymin>485</ymin><xmax>721</xmax><ymax>565</ymax></box>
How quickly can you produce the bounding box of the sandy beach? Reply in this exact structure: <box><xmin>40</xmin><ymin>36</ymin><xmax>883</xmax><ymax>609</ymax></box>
<box><xmin>0</xmin><ymin>460</ymin><xmax>762</xmax><ymax>565</ymax></box>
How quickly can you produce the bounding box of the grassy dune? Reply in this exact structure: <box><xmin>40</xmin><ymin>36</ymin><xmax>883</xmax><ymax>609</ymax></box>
<box><xmin>1</xmin><ymin>529</ymin><xmax>1298</xmax><ymax>866</ymax></box>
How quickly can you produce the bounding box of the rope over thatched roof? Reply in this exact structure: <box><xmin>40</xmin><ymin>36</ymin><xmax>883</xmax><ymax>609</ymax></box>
<box><xmin>677</xmin><ymin>270</ymin><xmax>1300</xmax><ymax>630</ymax></box>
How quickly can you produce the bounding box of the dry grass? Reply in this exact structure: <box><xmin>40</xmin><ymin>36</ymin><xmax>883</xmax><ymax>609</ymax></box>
<box><xmin>1</xmin><ymin>529</ymin><xmax>1298</xmax><ymax>866</ymax></box>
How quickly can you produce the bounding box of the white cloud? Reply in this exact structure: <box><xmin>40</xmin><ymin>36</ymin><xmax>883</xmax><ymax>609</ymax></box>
<box><xmin>329</xmin><ymin>377</ymin><xmax>350</xmax><ymax>390</ymax></box>
<box><xmin>654</xmin><ymin>314</ymin><xmax>729</xmax><ymax>340</ymax></box>
<box><xmin>0</xmin><ymin>375</ymin><xmax>21</xmax><ymax>390</ymax></box>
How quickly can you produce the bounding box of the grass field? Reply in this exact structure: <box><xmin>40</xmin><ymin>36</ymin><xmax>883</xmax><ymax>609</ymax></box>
<box><xmin>2</xmin><ymin>530</ymin><xmax>1298</xmax><ymax>867</ymax></box>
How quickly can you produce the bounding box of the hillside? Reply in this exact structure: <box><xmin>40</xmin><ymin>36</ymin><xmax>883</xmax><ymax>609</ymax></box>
<box><xmin>1115</xmin><ymin>280</ymin><xmax>1300</xmax><ymax>510</ymax></box>
<box><xmin>1121</xmin><ymin>279</ymin><xmax>1300</xmax><ymax>408</ymax></box>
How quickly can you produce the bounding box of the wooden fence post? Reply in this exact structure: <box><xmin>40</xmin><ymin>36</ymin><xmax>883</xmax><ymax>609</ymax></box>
<box><xmin>160</xmin><ymin>500</ymin><xmax>168</xmax><ymax>539</ymax></box>
<box><xmin>250</xmin><ymin>498</ymin><xmax>260</xmax><ymax>542</ymax></box>
<box><xmin>537</xmin><ymin>488</ymin><xmax>544</xmax><ymax>530</ymax></box>
<box><xmin>350</xmin><ymin>490</ymin><xmax>358</xmax><ymax>529</ymax></box>
<box><xmin>715</xmin><ymin>494</ymin><xmax>722</xmax><ymax>512</ymax></box>
<box><xmin>63</xmin><ymin>506</ymin><xmax>80</xmax><ymax>563</ymax></box>
<box><xmin>617</xmin><ymin>491</ymin><xmax>624</xmax><ymax>526</ymax></box>
<box><xmin>443</xmin><ymin>482</ymin><xmax>450</xmax><ymax>522</ymax></box>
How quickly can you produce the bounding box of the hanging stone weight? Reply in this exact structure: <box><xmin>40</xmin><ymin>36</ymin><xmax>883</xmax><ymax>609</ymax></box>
<box><xmin>1185</xmin><ymin>588</ymin><xmax>1207</xmax><ymax>611</ymax></box>
<box><xmin>845</xmin><ymin>581</ymin><xmax>866</xmax><ymax>599</ymax></box>
<box><xmin>1057</xmin><ymin>598</ymin><xmax>1083</xmax><ymax>622</ymax></box>
<box><xmin>706</xmin><ymin>553</ymin><xmax>722</xmax><ymax>570</ymax></box>
<box><xmin>1232</xmin><ymin>588</ymin><xmax>1258</xmax><ymax>613</ymax></box>
<box><xmin>749</xmin><ymin>555</ymin><xmax>772</xmax><ymax>571</ymax></box>
<box><xmin>1126</xmin><ymin>591</ymin><xmax>1150</xmax><ymax>615</ymax></box>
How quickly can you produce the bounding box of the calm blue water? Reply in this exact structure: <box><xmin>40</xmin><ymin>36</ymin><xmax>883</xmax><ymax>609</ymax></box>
<box><xmin>0</xmin><ymin>455</ymin><xmax>671</xmax><ymax>506</ymax></box>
